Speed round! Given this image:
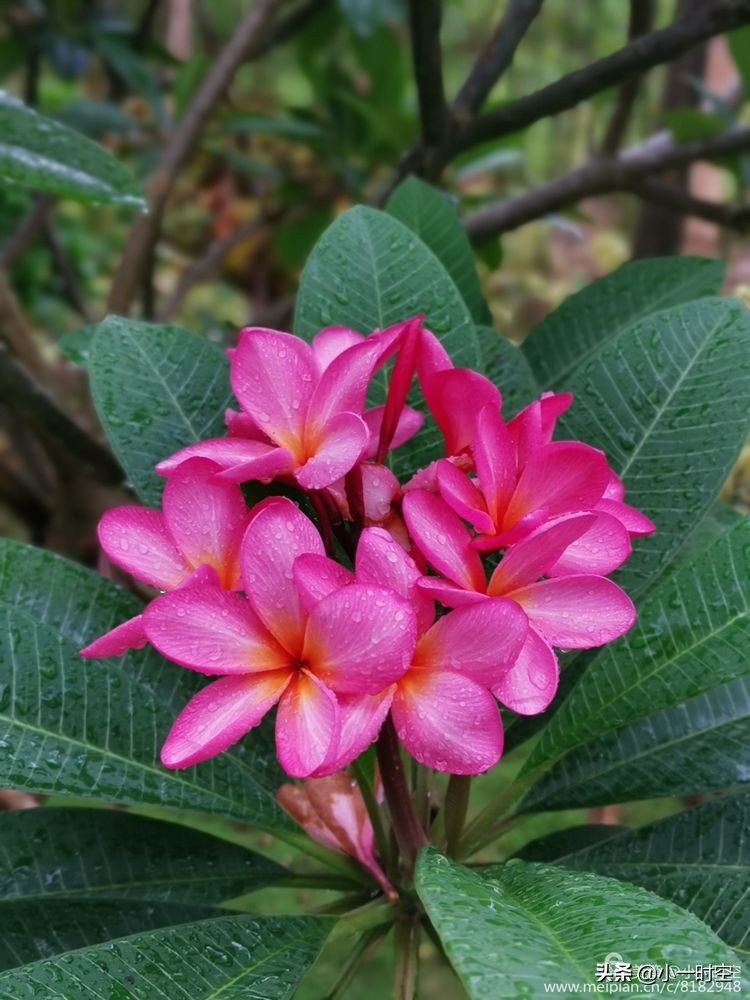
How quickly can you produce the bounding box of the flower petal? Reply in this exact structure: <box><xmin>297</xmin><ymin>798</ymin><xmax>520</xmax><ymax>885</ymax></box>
<box><xmin>312</xmin><ymin>688</ymin><xmax>395</xmax><ymax>776</ymax></box>
<box><xmin>355</xmin><ymin>527</ymin><xmax>434</xmax><ymax>633</ymax></box>
<box><xmin>295</xmin><ymin>412</ymin><xmax>370</xmax><ymax>491</ymax></box>
<box><xmin>402</xmin><ymin>490</ymin><xmax>486</xmax><ymax>593</ymax></box>
<box><xmin>308</xmin><ymin>339</ymin><xmax>384</xmax><ymax>432</ymax></box>
<box><xmin>275</xmin><ymin>671</ymin><xmax>340</xmax><ymax>777</ymax></box>
<box><xmin>596</xmin><ymin>498</ymin><xmax>656</xmax><ymax>537</ymax></box>
<box><xmin>304</xmin><ymin>584</ymin><xmax>416</xmax><ymax>694</ymax></box>
<box><xmin>80</xmin><ymin>614</ymin><xmax>146</xmax><ymax>659</ymax></box>
<box><xmin>421</xmin><ymin>368</ymin><xmax>501</xmax><ymax>456</ymax></box>
<box><xmin>98</xmin><ymin>507</ymin><xmax>187</xmax><ymax>590</ymax></box>
<box><xmin>505</xmin><ymin>441</ymin><xmax>610</xmax><ymax>526</ymax></box>
<box><xmin>413</xmin><ymin>599</ymin><xmax>527</xmax><ymax>686</ymax></box>
<box><xmin>161</xmin><ymin>458</ymin><xmax>249</xmax><ymax>588</ymax></box>
<box><xmin>361</xmin><ymin>464</ymin><xmax>400</xmax><ymax>522</ymax></box>
<box><xmin>392</xmin><ymin>670</ymin><xmax>503</xmax><ymax>774</ymax></box>
<box><xmin>293</xmin><ymin>554</ymin><xmax>353</xmax><ymax>614</ymax></box>
<box><xmin>417</xmin><ymin>577</ymin><xmax>486</xmax><ymax>608</ymax></box>
<box><xmin>156</xmin><ymin>438</ymin><xmax>292</xmax><ymax>483</ymax></box>
<box><xmin>160</xmin><ymin>671</ymin><xmax>289</xmax><ymax>769</ymax></box>
<box><xmin>548</xmin><ymin>511</ymin><xmax>632</xmax><ymax>577</ymax></box>
<box><xmin>507</xmin><ymin>391</ymin><xmax>573</xmax><ymax>468</ymax></box>
<box><xmin>363</xmin><ymin>405</ymin><xmax>424</xmax><ymax>458</ymax></box>
<box><xmin>488</xmin><ymin>513</ymin><xmax>597</xmax><ymax>594</ymax></box>
<box><xmin>510</xmin><ymin>575</ymin><xmax>636</xmax><ymax>648</ymax></box>
<box><xmin>240</xmin><ymin>498</ymin><xmax>324</xmax><ymax>655</ymax></box>
<box><xmin>231</xmin><ymin>328</ymin><xmax>317</xmax><ymax>455</ymax></box>
<box><xmin>311</xmin><ymin>326</ymin><xmax>365</xmax><ymax>372</ymax></box>
<box><xmin>492</xmin><ymin>626</ymin><xmax>559</xmax><ymax>715</ymax></box>
<box><xmin>143</xmin><ymin>586</ymin><xmax>289</xmax><ymax>675</ymax></box>
<box><xmin>437</xmin><ymin>460</ymin><xmax>494</xmax><ymax>534</ymax></box>
<box><xmin>473</xmin><ymin>404</ymin><xmax>516</xmax><ymax>525</ymax></box>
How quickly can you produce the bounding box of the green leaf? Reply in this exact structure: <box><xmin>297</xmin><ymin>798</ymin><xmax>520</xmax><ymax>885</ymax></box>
<box><xmin>0</xmin><ymin>900</ymin><xmax>217</xmax><ymax>971</ymax></box>
<box><xmin>523</xmin><ymin>517</ymin><xmax>750</xmax><ymax>805</ymax></box>
<box><xmin>88</xmin><ymin>317</ymin><xmax>233</xmax><ymax>505</ymax></box>
<box><xmin>416</xmin><ymin>850</ymin><xmax>740</xmax><ymax>998</ymax></box>
<box><xmin>664</xmin><ymin>108</ymin><xmax>726</xmax><ymax>143</ymax></box>
<box><xmin>516</xmin><ymin>824</ymin><xmax>625</xmax><ymax>862</ymax></box>
<box><xmin>0</xmin><ymin>90</ymin><xmax>144</xmax><ymax>208</ymax></box>
<box><xmin>0</xmin><ymin>807</ymin><xmax>284</xmax><ymax>905</ymax></box>
<box><xmin>0</xmin><ymin>915</ymin><xmax>329</xmax><ymax>999</ymax></box>
<box><xmin>475</xmin><ymin>325</ymin><xmax>540</xmax><ymax>415</ymax></box>
<box><xmin>728</xmin><ymin>26</ymin><xmax>750</xmax><ymax>96</ymax></box>
<box><xmin>550</xmin><ymin>796</ymin><xmax>750</xmax><ymax>954</ymax></box>
<box><xmin>336</xmin><ymin>0</ymin><xmax>405</xmax><ymax>36</ymax></box>
<box><xmin>94</xmin><ymin>34</ymin><xmax>165</xmax><ymax>125</ymax></box>
<box><xmin>521</xmin><ymin>256</ymin><xmax>724</xmax><ymax>389</ymax></box>
<box><xmin>386</xmin><ymin>177</ymin><xmax>490</xmax><ymax>324</ymax></box>
<box><xmin>667</xmin><ymin>501</ymin><xmax>745</xmax><ymax>572</ymax></box>
<box><xmin>0</xmin><ymin>539</ymin><xmax>290</xmax><ymax>830</ymax></box>
<box><xmin>558</xmin><ymin>297</ymin><xmax>750</xmax><ymax>596</ymax></box>
<box><xmin>220</xmin><ymin>113</ymin><xmax>331</xmax><ymax>141</ymax></box>
<box><xmin>57</xmin><ymin>324</ymin><xmax>96</xmax><ymax>365</ymax></box>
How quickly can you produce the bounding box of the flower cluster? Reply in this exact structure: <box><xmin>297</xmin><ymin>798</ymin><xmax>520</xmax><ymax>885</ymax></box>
<box><xmin>81</xmin><ymin>318</ymin><xmax>653</xmax><ymax>778</ymax></box>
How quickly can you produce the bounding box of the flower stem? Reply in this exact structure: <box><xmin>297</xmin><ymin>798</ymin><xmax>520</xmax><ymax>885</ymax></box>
<box><xmin>444</xmin><ymin>774</ymin><xmax>472</xmax><ymax>857</ymax></box>
<box><xmin>324</xmin><ymin>927</ymin><xmax>386</xmax><ymax>1000</ymax></box>
<box><xmin>376</xmin><ymin>718</ymin><xmax>428</xmax><ymax>878</ymax></box>
<box><xmin>351</xmin><ymin>757</ymin><xmax>391</xmax><ymax>870</ymax></box>
<box><xmin>309</xmin><ymin>490</ymin><xmax>336</xmax><ymax>558</ymax></box>
<box><xmin>274</xmin><ymin>872</ymin><xmax>361</xmax><ymax>891</ymax></box>
<box><xmin>393</xmin><ymin>914</ymin><xmax>421</xmax><ymax>1000</ymax></box>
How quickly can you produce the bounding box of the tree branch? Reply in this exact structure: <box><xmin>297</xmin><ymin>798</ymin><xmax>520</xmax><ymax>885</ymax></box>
<box><xmin>463</xmin><ymin>125</ymin><xmax>750</xmax><ymax>239</ymax></box>
<box><xmin>600</xmin><ymin>0</ymin><xmax>655</xmax><ymax>155</ymax></box>
<box><xmin>0</xmin><ymin>195</ymin><xmax>56</xmax><ymax>270</ymax></box>
<box><xmin>408</xmin><ymin>0</ymin><xmax>448</xmax><ymax>149</ymax></box>
<box><xmin>454</xmin><ymin>0</ymin><xmax>544</xmax><ymax>117</ymax></box>
<box><xmin>107</xmin><ymin>0</ymin><xmax>285</xmax><ymax>315</ymax></box>
<box><xmin>455</xmin><ymin>0</ymin><xmax>750</xmax><ymax>155</ymax></box>
<box><xmin>627</xmin><ymin>176</ymin><xmax>750</xmax><ymax>229</ymax></box>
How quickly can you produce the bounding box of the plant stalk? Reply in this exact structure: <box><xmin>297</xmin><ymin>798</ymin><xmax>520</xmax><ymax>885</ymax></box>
<box><xmin>394</xmin><ymin>914</ymin><xmax>421</xmax><ymax>1000</ymax></box>
<box><xmin>444</xmin><ymin>774</ymin><xmax>472</xmax><ymax>857</ymax></box>
<box><xmin>376</xmin><ymin>718</ymin><xmax>428</xmax><ymax>879</ymax></box>
<box><xmin>352</xmin><ymin>758</ymin><xmax>391</xmax><ymax>870</ymax></box>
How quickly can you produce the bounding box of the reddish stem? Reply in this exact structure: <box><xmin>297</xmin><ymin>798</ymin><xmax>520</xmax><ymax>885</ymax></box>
<box><xmin>376</xmin><ymin>718</ymin><xmax>428</xmax><ymax>879</ymax></box>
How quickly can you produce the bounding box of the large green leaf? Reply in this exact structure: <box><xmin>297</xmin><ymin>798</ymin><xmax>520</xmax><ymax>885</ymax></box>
<box><xmin>416</xmin><ymin>851</ymin><xmax>740</xmax><ymax>998</ymax></box>
<box><xmin>522</xmin><ymin>256</ymin><xmax>724</xmax><ymax>389</ymax></box>
<box><xmin>549</xmin><ymin>796</ymin><xmax>750</xmax><ymax>954</ymax></box>
<box><xmin>524</xmin><ymin>517</ymin><xmax>750</xmax><ymax>784</ymax></box>
<box><xmin>386</xmin><ymin>177</ymin><xmax>490</xmax><ymax>324</ymax></box>
<box><xmin>0</xmin><ymin>915</ymin><xmax>329</xmax><ymax>999</ymax></box>
<box><xmin>88</xmin><ymin>317</ymin><xmax>233</xmax><ymax>505</ymax></box>
<box><xmin>0</xmin><ymin>540</ymin><xmax>290</xmax><ymax>830</ymax></box>
<box><xmin>0</xmin><ymin>808</ymin><xmax>284</xmax><ymax>904</ymax></box>
<box><xmin>0</xmin><ymin>90</ymin><xmax>144</xmax><ymax>207</ymax></box>
<box><xmin>0</xmin><ymin>900</ymin><xmax>216</xmax><ymax>971</ymax></box>
<box><xmin>559</xmin><ymin>297</ymin><xmax>750</xmax><ymax>595</ymax></box>
<box><xmin>475</xmin><ymin>325</ymin><xmax>540</xmax><ymax>416</ymax></box>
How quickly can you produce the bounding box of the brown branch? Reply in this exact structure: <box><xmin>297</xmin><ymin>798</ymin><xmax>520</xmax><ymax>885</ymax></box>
<box><xmin>0</xmin><ymin>195</ymin><xmax>56</xmax><ymax>270</ymax></box>
<box><xmin>408</xmin><ymin>0</ymin><xmax>448</xmax><ymax>149</ymax></box>
<box><xmin>42</xmin><ymin>220</ymin><xmax>92</xmax><ymax>322</ymax></box>
<box><xmin>107</xmin><ymin>0</ymin><xmax>285</xmax><ymax>316</ymax></box>
<box><xmin>627</xmin><ymin>176</ymin><xmax>750</xmax><ymax>229</ymax></box>
<box><xmin>0</xmin><ymin>272</ymin><xmax>49</xmax><ymax>381</ymax></box>
<box><xmin>463</xmin><ymin>125</ymin><xmax>750</xmax><ymax>240</ymax></box>
<box><xmin>600</xmin><ymin>0</ymin><xmax>656</xmax><ymax>155</ymax></box>
<box><xmin>454</xmin><ymin>0</ymin><xmax>544</xmax><ymax>117</ymax></box>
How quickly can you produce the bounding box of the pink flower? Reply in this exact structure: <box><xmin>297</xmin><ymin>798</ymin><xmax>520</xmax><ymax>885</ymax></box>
<box><xmin>141</xmin><ymin>498</ymin><xmax>417</xmax><ymax>776</ymax></box>
<box><xmin>81</xmin><ymin>458</ymin><xmax>251</xmax><ymax>658</ymax></box>
<box><xmin>156</xmin><ymin>325</ymin><xmax>421</xmax><ymax>492</ymax></box>
<box><xmin>403</xmin><ymin>491</ymin><xmax>636</xmax><ymax>715</ymax></box>
<box><xmin>295</xmin><ymin>528</ymin><xmax>528</xmax><ymax>774</ymax></box>
<box><xmin>277</xmin><ymin>772</ymin><xmax>396</xmax><ymax>898</ymax></box>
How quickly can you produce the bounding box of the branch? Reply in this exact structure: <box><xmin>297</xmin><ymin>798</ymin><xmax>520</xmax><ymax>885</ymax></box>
<box><xmin>628</xmin><ymin>176</ymin><xmax>750</xmax><ymax>229</ymax></box>
<box><xmin>107</xmin><ymin>0</ymin><xmax>285</xmax><ymax>315</ymax></box>
<box><xmin>600</xmin><ymin>0</ymin><xmax>655</xmax><ymax>155</ymax></box>
<box><xmin>454</xmin><ymin>0</ymin><xmax>544</xmax><ymax>117</ymax></box>
<box><xmin>408</xmin><ymin>0</ymin><xmax>448</xmax><ymax>148</ymax></box>
<box><xmin>463</xmin><ymin>125</ymin><xmax>750</xmax><ymax>239</ymax></box>
<box><xmin>445</xmin><ymin>0</ymin><xmax>750</xmax><ymax>168</ymax></box>
<box><xmin>0</xmin><ymin>195</ymin><xmax>56</xmax><ymax>270</ymax></box>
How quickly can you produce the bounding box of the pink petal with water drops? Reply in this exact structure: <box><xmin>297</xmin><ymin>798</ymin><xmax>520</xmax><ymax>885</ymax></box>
<box><xmin>596</xmin><ymin>498</ymin><xmax>656</xmax><ymax>536</ymax></box>
<box><xmin>417</xmin><ymin>576</ymin><xmax>487</xmax><ymax>608</ymax></box>
<box><xmin>311</xmin><ymin>326</ymin><xmax>365</xmax><ymax>372</ymax></box>
<box><xmin>295</xmin><ymin>412</ymin><xmax>370</xmax><ymax>490</ymax></box>
<box><xmin>437</xmin><ymin>460</ymin><xmax>494</xmax><ymax>534</ymax></box>
<box><xmin>547</xmin><ymin>510</ymin><xmax>631</xmax><ymax>577</ymax></box>
<box><xmin>360</xmin><ymin>464</ymin><xmax>400</xmax><ymax>522</ymax></box>
<box><xmin>231</xmin><ymin>328</ymin><xmax>317</xmax><ymax>454</ymax></box>
<box><xmin>363</xmin><ymin>406</ymin><xmax>424</xmax><ymax>458</ymax></box>
<box><xmin>80</xmin><ymin>614</ymin><xmax>147</xmax><ymax>658</ymax></box>
<box><xmin>308</xmin><ymin>339</ymin><xmax>384</xmax><ymax>431</ymax></box>
<box><xmin>312</xmin><ymin>687</ymin><xmax>395</xmax><ymax>776</ymax></box>
<box><xmin>160</xmin><ymin>670</ymin><xmax>290</xmax><ymax>769</ymax></box>
<box><xmin>473</xmin><ymin>404</ymin><xmax>516</xmax><ymax>524</ymax></box>
<box><xmin>304</xmin><ymin>584</ymin><xmax>416</xmax><ymax>695</ymax></box>
<box><xmin>603</xmin><ymin>471</ymin><xmax>625</xmax><ymax>501</ymax></box>
<box><xmin>156</xmin><ymin>438</ymin><xmax>292</xmax><ymax>483</ymax></box>
<box><xmin>275</xmin><ymin>671</ymin><xmax>340</xmax><ymax>777</ymax></box>
<box><xmin>492</xmin><ymin>626</ymin><xmax>559</xmax><ymax>715</ymax></box>
<box><xmin>98</xmin><ymin>507</ymin><xmax>187</xmax><ymax>590</ymax></box>
<box><xmin>413</xmin><ymin>599</ymin><xmax>527</xmax><ymax>686</ymax></box>
<box><xmin>241</xmin><ymin>498</ymin><xmax>324</xmax><ymax>655</ymax></box>
<box><xmin>422</xmin><ymin>368</ymin><xmax>501</xmax><ymax>456</ymax></box>
<box><xmin>402</xmin><ymin>490</ymin><xmax>486</xmax><ymax>593</ymax></box>
<box><xmin>511</xmin><ymin>575</ymin><xmax>636</xmax><ymax>648</ymax></box>
<box><xmin>225</xmin><ymin>408</ymin><xmax>269</xmax><ymax>441</ymax></box>
<box><xmin>505</xmin><ymin>441</ymin><xmax>610</xmax><ymax>526</ymax></box>
<box><xmin>293</xmin><ymin>553</ymin><xmax>353</xmax><ymax>614</ymax></box>
<box><xmin>356</xmin><ymin>527</ymin><xmax>434</xmax><ymax>634</ymax></box>
<box><xmin>392</xmin><ymin>670</ymin><xmax>503</xmax><ymax>774</ymax></box>
<box><xmin>488</xmin><ymin>513</ymin><xmax>597</xmax><ymax>594</ymax></box>
<box><xmin>471</xmin><ymin>509</ymin><xmax>549</xmax><ymax>552</ymax></box>
<box><xmin>508</xmin><ymin>392</ymin><xmax>573</xmax><ymax>468</ymax></box>
<box><xmin>143</xmin><ymin>586</ymin><xmax>290</xmax><ymax>675</ymax></box>
<box><xmin>161</xmin><ymin>458</ymin><xmax>249</xmax><ymax>588</ymax></box>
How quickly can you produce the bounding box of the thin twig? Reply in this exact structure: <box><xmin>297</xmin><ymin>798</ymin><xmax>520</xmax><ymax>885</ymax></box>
<box><xmin>628</xmin><ymin>176</ymin><xmax>750</xmax><ymax>229</ymax></box>
<box><xmin>393</xmin><ymin>915</ymin><xmax>420</xmax><ymax>1000</ymax></box>
<box><xmin>600</xmin><ymin>0</ymin><xmax>656</xmax><ymax>155</ymax></box>
<box><xmin>42</xmin><ymin>220</ymin><xmax>92</xmax><ymax>322</ymax></box>
<box><xmin>453</xmin><ymin>0</ymin><xmax>544</xmax><ymax>117</ymax></box>
<box><xmin>0</xmin><ymin>195</ymin><xmax>56</xmax><ymax>270</ymax></box>
<box><xmin>408</xmin><ymin>0</ymin><xmax>448</xmax><ymax>148</ymax></box>
<box><xmin>463</xmin><ymin>125</ymin><xmax>750</xmax><ymax>239</ymax></box>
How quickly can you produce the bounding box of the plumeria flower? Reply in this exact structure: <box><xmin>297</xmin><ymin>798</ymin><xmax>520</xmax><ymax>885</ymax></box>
<box><xmin>294</xmin><ymin>528</ymin><xmax>528</xmax><ymax>774</ymax></box>
<box><xmin>157</xmin><ymin>325</ymin><xmax>420</xmax><ymax>492</ymax></box>
<box><xmin>141</xmin><ymin>498</ymin><xmax>417</xmax><ymax>776</ymax></box>
<box><xmin>81</xmin><ymin>458</ymin><xmax>251</xmax><ymax>658</ymax></box>
<box><xmin>277</xmin><ymin>772</ymin><xmax>396</xmax><ymax>898</ymax></box>
<box><xmin>403</xmin><ymin>491</ymin><xmax>635</xmax><ymax>715</ymax></box>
